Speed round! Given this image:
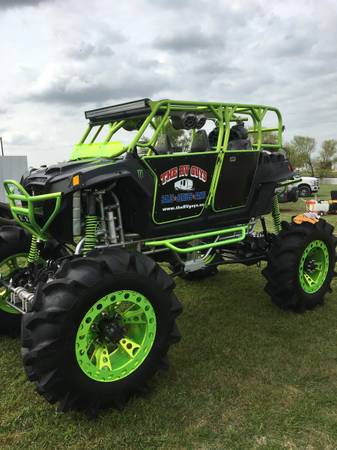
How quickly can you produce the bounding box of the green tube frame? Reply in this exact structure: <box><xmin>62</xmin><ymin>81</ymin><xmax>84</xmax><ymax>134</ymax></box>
<box><xmin>145</xmin><ymin>225</ymin><xmax>248</xmax><ymax>253</ymax></box>
<box><xmin>71</xmin><ymin>99</ymin><xmax>283</xmax><ymax>160</ymax></box>
<box><xmin>3</xmin><ymin>179</ymin><xmax>61</xmax><ymax>240</ymax></box>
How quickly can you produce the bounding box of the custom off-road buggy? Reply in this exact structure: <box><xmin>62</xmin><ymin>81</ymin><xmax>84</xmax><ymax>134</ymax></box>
<box><xmin>0</xmin><ymin>99</ymin><xmax>336</xmax><ymax>414</ymax></box>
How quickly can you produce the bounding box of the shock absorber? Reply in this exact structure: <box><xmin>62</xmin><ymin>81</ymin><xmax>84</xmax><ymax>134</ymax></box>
<box><xmin>28</xmin><ymin>235</ymin><xmax>40</xmax><ymax>263</ymax></box>
<box><xmin>271</xmin><ymin>194</ymin><xmax>281</xmax><ymax>234</ymax></box>
<box><xmin>82</xmin><ymin>193</ymin><xmax>98</xmax><ymax>255</ymax></box>
<box><xmin>82</xmin><ymin>215</ymin><xmax>98</xmax><ymax>255</ymax></box>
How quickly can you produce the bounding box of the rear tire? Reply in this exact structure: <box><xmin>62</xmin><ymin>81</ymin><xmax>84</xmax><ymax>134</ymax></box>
<box><xmin>21</xmin><ymin>248</ymin><xmax>182</xmax><ymax>413</ymax></box>
<box><xmin>287</xmin><ymin>187</ymin><xmax>299</xmax><ymax>203</ymax></box>
<box><xmin>262</xmin><ymin>219</ymin><xmax>337</xmax><ymax>312</ymax></box>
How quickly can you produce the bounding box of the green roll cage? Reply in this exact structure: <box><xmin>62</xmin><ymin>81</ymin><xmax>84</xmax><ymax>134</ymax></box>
<box><xmin>71</xmin><ymin>99</ymin><xmax>284</xmax><ymax>160</ymax></box>
<box><xmin>3</xmin><ymin>99</ymin><xmax>289</xmax><ymax>253</ymax></box>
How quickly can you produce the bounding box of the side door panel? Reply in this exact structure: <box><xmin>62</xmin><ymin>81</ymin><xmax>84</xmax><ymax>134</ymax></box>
<box><xmin>143</xmin><ymin>153</ymin><xmax>217</xmax><ymax>224</ymax></box>
<box><xmin>213</xmin><ymin>152</ymin><xmax>259</xmax><ymax>211</ymax></box>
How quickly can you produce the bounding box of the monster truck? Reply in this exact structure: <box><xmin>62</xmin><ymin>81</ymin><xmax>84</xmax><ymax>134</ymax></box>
<box><xmin>0</xmin><ymin>99</ymin><xmax>336</xmax><ymax>414</ymax></box>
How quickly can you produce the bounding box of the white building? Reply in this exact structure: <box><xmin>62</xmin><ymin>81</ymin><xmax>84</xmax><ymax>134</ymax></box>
<box><xmin>0</xmin><ymin>156</ymin><xmax>28</xmax><ymax>203</ymax></box>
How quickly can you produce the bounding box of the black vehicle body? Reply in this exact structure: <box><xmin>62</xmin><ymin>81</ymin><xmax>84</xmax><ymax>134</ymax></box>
<box><xmin>0</xmin><ymin>202</ymin><xmax>13</xmax><ymax>226</ymax></box>
<box><xmin>22</xmin><ymin>150</ymin><xmax>292</xmax><ymax>243</ymax></box>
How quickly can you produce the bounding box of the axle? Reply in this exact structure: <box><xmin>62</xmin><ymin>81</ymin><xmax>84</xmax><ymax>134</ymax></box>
<box><xmin>0</xmin><ymin>276</ymin><xmax>34</xmax><ymax>313</ymax></box>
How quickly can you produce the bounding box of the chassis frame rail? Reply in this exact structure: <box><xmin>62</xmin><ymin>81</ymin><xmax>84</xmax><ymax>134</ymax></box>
<box><xmin>145</xmin><ymin>225</ymin><xmax>248</xmax><ymax>253</ymax></box>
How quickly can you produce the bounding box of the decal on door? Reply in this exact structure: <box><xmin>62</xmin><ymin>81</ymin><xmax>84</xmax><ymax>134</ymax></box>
<box><xmin>144</xmin><ymin>154</ymin><xmax>217</xmax><ymax>223</ymax></box>
<box><xmin>160</xmin><ymin>165</ymin><xmax>208</xmax><ymax>210</ymax></box>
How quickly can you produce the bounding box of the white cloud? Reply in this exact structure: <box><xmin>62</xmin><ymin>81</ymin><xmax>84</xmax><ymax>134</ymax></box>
<box><xmin>0</xmin><ymin>0</ymin><xmax>336</xmax><ymax>166</ymax></box>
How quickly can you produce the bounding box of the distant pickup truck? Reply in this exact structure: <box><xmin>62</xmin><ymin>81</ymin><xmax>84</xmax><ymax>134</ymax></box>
<box><xmin>278</xmin><ymin>176</ymin><xmax>320</xmax><ymax>203</ymax></box>
<box><xmin>293</xmin><ymin>176</ymin><xmax>320</xmax><ymax>197</ymax></box>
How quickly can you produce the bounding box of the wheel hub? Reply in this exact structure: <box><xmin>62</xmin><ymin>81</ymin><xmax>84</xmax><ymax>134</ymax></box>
<box><xmin>304</xmin><ymin>259</ymin><xmax>317</xmax><ymax>272</ymax></box>
<box><xmin>98</xmin><ymin>317</ymin><xmax>125</xmax><ymax>344</ymax></box>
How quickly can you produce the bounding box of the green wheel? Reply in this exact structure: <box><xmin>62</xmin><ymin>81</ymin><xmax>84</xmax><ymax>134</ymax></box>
<box><xmin>75</xmin><ymin>290</ymin><xmax>157</xmax><ymax>382</ymax></box>
<box><xmin>263</xmin><ymin>219</ymin><xmax>337</xmax><ymax>312</ymax></box>
<box><xmin>21</xmin><ymin>248</ymin><xmax>182</xmax><ymax>413</ymax></box>
<box><xmin>299</xmin><ymin>240</ymin><xmax>330</xmax><ymax>294</ymax></box>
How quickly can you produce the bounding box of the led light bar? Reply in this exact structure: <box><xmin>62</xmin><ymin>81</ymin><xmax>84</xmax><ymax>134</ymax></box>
<box><xmin>85</xmin><ymin>98</ymin><xmax>151</xmax><ymax>124</ymax></box>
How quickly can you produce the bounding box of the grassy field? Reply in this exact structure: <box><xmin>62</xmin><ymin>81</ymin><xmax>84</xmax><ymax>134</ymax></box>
<box><xmin>0</xmin><ymin>186</ymin><xmax>337</xmax><ymax>449</ymax></box>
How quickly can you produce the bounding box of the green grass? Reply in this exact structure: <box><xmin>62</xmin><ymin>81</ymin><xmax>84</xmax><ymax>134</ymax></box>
<box><xmin>0</xmin><ymin>186</ymin><xmax>337</xmax><ymax>449</ymax></box>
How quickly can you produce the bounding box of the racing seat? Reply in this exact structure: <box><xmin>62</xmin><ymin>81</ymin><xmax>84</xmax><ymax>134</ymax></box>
<box><xmin>190</xmin><ymin>130</ymin><xmax>210</xmax><ymax>152</ymax></box>
<box><xmin>228</xmin><ymin>122</ymin><xmax>252</xmax><ymax>150</ymax></box>
<box><xmin>208</xmin><ymin>127</ymin><xmax>219</xmax><ymax>148</ymax></box>
<box><xmin>155</xmin><ymin>134</ymin><xmax>172</xmax><ymax>154</ymax></box>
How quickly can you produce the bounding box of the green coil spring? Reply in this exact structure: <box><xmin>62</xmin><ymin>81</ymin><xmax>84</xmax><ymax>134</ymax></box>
<box><xmin>28</xmin><ymin>235</ymin><xmax>40</xmax><ymax>263</ymax></box>
<box><xmin>271</xmin><ymin>194</ymin><xmax>281</xmax><ymax>234</ymax></box>
<box><xmin>83</xmin><ymin>215</ymin><xmax>98</xmax><ymax>255</ymax></box>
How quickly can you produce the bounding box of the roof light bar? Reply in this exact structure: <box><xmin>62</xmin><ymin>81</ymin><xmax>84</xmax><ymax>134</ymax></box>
<box><xmin>85</xmin><ymin>98</ymin><xmax>151</xmax><ymax>124</ymax></box>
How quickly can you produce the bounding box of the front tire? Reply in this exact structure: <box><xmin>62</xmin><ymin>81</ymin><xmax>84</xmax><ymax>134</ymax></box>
<box><xmin>262</xmin><ymin>219</ymin><xmax>337</xmax><ymax>312</ymax></box>
<box><xmin>21</xmin><ymin>248</ymin><xmax>182</xmax><ymax>413</ymax></box>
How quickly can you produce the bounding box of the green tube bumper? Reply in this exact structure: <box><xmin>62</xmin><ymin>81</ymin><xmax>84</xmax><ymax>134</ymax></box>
<box><xmin>3</xmin><ymin>179</ymin><xmax>61</xmax><ymax>240</ymax></box>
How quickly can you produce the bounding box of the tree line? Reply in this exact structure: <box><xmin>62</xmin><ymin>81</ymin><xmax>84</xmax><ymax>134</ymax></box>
<box><xmin>264</xmin><ymin>133</ymin><xmax>337</xmax><ymax>177</ymax></box>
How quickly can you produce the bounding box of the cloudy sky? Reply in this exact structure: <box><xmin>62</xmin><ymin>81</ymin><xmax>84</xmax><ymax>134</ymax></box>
<box><xmin>0</xmin><ymin>0</ymin><xmax>336</xmax><ymax>166</ymax></box>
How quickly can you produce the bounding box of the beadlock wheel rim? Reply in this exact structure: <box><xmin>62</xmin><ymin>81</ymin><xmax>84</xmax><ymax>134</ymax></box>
<box><xmin>299</xmin><ymin>240</ymin><xmax>330</xmax><ymax>294</ymax></box>
<box><xmin>75</xmin><ymin>290</ymin><xmax>157</xmax><ymax>382</ymax></box>
<box><xmin>0</xmin><ymin>253</ymin><xmax>29</xmax><ymax>314</ymax></box>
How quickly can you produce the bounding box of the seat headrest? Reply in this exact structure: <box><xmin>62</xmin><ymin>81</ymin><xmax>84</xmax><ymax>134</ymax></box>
<box><xmin>191</xmin><ymin>130</ymin><xmax>209</xmax><ymax>152</ymax></box>
<box><xmin>208</xmin><ymin>127</ymin><xmax>219</xmax><ymax>147</ymax></box>
<box><xmin>155</xmin><ymin>134</ymin><xmax>172</xmax><ymax>154</ymax></box>
<box><xmin>230</xmin><ymin>122</ymin><xmax>248</xmax><ymax>140</ymax></box>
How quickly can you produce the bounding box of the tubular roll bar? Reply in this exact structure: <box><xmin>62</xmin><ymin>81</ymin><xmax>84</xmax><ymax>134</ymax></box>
<box><xmin>72</xmin><ymin>99</ymin><xmax>284</xmax><ymax>160</ymax></box>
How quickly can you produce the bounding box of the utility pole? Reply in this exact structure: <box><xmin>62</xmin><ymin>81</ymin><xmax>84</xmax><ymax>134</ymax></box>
<box><xmin>0</xmin><ymin>137</ymin><xmax>3</xmax><ymax>156</ymax></box>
